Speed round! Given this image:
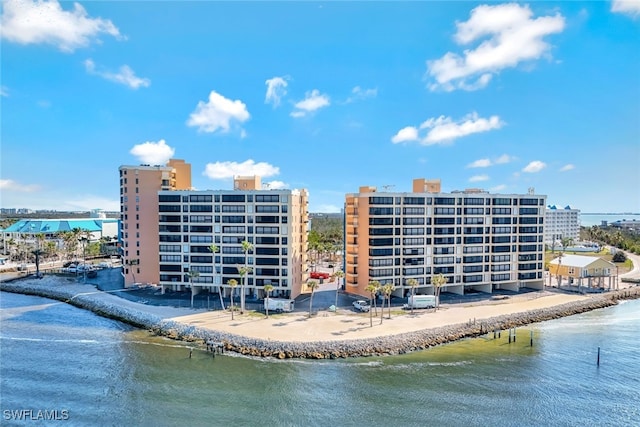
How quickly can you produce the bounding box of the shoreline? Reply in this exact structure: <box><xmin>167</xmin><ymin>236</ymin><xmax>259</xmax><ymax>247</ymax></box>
<box><xmin>2</xmin><ymin>276</ymin><xmax>639</xmax><ymax>359</ymax></box>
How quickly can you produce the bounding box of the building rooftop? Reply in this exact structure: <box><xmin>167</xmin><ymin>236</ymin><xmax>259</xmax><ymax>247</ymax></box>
<box><xmin>3</xmin><ymin>218</ymin><xmax>117</xmax><ymax>233</ymax></box>
<box><xmin>548</xmin><ymin>254</ymin><xmax>609</xmax><ymax>268</ymax></box>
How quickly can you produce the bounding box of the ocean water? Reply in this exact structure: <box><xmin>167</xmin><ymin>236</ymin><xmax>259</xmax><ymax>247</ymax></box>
<box><xmin>1</xmin><ymin>291</ymin><xmax>639</xmax><ymax>427</ymax></box>
<box><xmin>581</xmin><ymin>213</ymin><xmax>640</xmax><ymax>227</ymax></box>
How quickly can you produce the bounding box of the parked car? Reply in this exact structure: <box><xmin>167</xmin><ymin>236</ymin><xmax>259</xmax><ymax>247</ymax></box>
<box><xmin>86</xmin><ymin>270</ymin><xmax>98</xmax><ymax>278</ymax></box>
<box><xmin>352</xmin><ymin>300</ymin><xmax>370</xmax><ymax>312</ymax></box>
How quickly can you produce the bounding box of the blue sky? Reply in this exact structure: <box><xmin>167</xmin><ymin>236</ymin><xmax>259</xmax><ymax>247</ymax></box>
<box><xmin>1</xmin><ymin>1</ymin><xmax>639</xmax><ymax>213</ymax></box>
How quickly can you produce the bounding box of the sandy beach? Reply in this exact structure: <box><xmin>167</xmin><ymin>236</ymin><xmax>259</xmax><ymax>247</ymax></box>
<box><xmin>172</xmin><ymin>291</ymin><xmax>588</xmax><ymax>342</ymax></box>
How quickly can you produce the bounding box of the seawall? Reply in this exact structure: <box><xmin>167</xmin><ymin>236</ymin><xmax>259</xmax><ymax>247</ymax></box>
<box><xmin>2</xmin><ymin>278</ymin><xmax>639</xmax><ymax>359</ymax></box>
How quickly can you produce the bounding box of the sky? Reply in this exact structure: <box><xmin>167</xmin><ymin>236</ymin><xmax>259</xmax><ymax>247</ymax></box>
<box><xmin>1</xmin><ymin>0</ymin><xmax>639</xmax><ymax>214</ymax></box>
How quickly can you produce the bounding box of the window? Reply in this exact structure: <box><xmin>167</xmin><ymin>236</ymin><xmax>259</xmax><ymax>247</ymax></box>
<box><xmin>222</xmin><ymin>194</ymin><xmax>246</xmax><ymax>202</ymax></box>
<box><xmin>255</xmin><ymin>194</ymin><xmax>279</xmax><ymax>202</ymax></box>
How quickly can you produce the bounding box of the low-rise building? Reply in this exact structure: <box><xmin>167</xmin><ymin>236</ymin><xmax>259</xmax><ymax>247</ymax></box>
<box><xmin>548</xmin><ymin>254</ymin><xmax>617</xmax><ymax>291</ymax></box>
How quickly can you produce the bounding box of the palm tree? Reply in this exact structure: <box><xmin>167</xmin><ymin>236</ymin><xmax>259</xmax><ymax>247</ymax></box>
<box><xmin>227</xmin><ymin>279</ymin><xmax>238</xmax><ymax>320</ymax></box>
<box><xmin>188</xmin><ymin>270</ymin><xmax>200</xmax><ymax>308</ymax></box>
<box><xmin>307</xmin><ymin>280</ymin><xmax>319</xmax><ymax>318</ymax></box>
<box><xmin>263</xmin><ymin>284</ymin><xmax>274</xmax><ymax>318</ymax></box>
<box><xmin>237</xmin><ymin>265</ymin><xmax>252</xmax><ymax>315</ymax></box>
<box><xmin>240</xmin><ymin>240</ymin><xmax>253</xmax><ymax>314</ymax></box>
<box><xmin>380</xmin><ymin>283</ymin><xmax>396</xmax><ymax>323</ymax></box>
<box><xmin>406</xmin><ymin>278</ymin><xmax>419</xmax><ymax>315</ymax></box>
<box><xmin>365</xmin><ymin>281</ymin><xmax>380</xmax><ymax>328</ymax></box>
<box><xmin>432</xmin><ymin>273</ymin><xmax>447</xmax><ymax>311</ymax></box>
<box><xmin>333</xmin><ymin>269</ymin><xmax>344</xmax><ymax>312</ymax></box>
<box><xmin>561</xmin><ymin>237</ymin><xmax>574</xmax><ymax>253</ymax></box>
<box><xmin>32</xmin><ymin>249</ymin><xmax>44</xmax><ymax>278</ymax></box>
<box><xmin>209</xmin><ymin>244</ymin><xmax>224</xmax><ymax>310</ymax></box>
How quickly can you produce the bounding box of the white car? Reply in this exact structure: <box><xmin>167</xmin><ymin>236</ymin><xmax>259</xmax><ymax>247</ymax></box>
<box><xmin>352</xmin><ymin>300</ymin><xmax>370</xmax><ymax>312</ymax></box>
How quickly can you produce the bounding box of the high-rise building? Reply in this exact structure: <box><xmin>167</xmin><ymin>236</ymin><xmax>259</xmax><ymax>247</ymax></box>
<box><xmin>544</xmin><ymin>205</ymin><xmax>580</xmax><ymax>245</ymax></box>
<box><xmin>119</xmin><ymin>159</ymin><xmax>192</xmax><ymax>285</ymax></box>
<box><xmin>345</xmin><ymin>179</ymin><xmax>547</xmax><ymax>299</ymax></box>
<box><xmin>156</xmin><ymin>175</ymin><xmax>309</xmax><ymax>299</ymax></box>
<box><xmin>119</xmin><ymin>160</ymin><xmax>309</xmax><ymax>299</ymax></box>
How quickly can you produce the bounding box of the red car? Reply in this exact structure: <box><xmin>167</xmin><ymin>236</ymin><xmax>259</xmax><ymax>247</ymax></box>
<box><xmin>309</xmin><ymin>271</ymin><xmax>331</xmax><ymax>280</ymax></box>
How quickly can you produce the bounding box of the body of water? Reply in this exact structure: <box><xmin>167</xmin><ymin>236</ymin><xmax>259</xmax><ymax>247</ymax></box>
<box><xmin>1</xmin><ymin>291</ymin><xmax>639</xmax><ymax>426</ymax></box>
<box><xmin>581</xmin><ymin>213</ymin><xmax>640</xmax><ymax>228</ymax></box>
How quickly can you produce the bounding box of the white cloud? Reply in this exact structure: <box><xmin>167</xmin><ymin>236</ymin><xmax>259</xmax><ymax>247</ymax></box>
<box><xmin>560</xmin><ymin>164</ymin><xmax>575</xmax><ymax>172</ymax></box>
<box><xmin>467</xmin><ymin>158</ymin><xmax>492</xmax><ymax>168</ymax></box>
<box><xmin>469</xmin><ymin>174</ymin><xmax>489</xmax><ymax>182</ymax></box>
<box><xmin>265</xmin><ymin>76</ymin><xmax>289</xmax><ymax>107</ymax></box>
<box><xmin>1</xmin><ymin>86</ymin><xmax>8</xmax><ymax>97</ymax></box>
<box><xmin>391</xmin><ymin>126</ymin><xmax>420</xmax><ymax>144</ymax></box>
<box><xmin>290</xmin><ymin>89</ymin><xmax>330</xmax><ymax>117</ymax></box>
<box><xmin>522</xmin><ymin>160</ymin><xmax>547</xmax><ymax>173</ymax></box>
<box><xmin>612</xmin><ymin>0</ymin><xmax>640</xmax><ymax>17</ymax></box>
<box><xmin>84</xmin><ymin>59</ymin><xmax>150</xmax><ymax>89</ymax></box>
<box><xmin>203</xmin><ymin>160</ymin><xmax>279</xmax><ymax>180</ymax></box>
<box><xmin>426</xmin><ymin>3</ymin><xmax>565</xmax><ymax>91</ymax></box>
<box><xmin>129</xmin><ymin>139</ymin><xmax>175</xmax><ymax>165</ymax></box>
<box><xmin>0</xmin><ymin>179</ymin><xmax>40</xmax><ymax>192</ymax></box>
<box><xmin>264</xmin><ymin>180</ymin><xmax>289</xmax><ymax>190</ymax></box>
<box><xmin>490</xmin><ymin>184</ymin><xmax>507</xmax><ymax>192</ymax></box>
<box><xmin>345</xmin><ymin>86</ymin><xmax>378</xmax><ymax>103</ymax></box>
<box><xmin>495</xmin><ymin>154</ymin><xmax>515</xmax><ymax>164</ymax></box>
<box><xmin>420</xmin><ymin>112</ymin><xmax>504</xmax><ymax>144</ymax></box>
<box><xmin>0</xmin><ymin>0</ymin><xmax>122</xmax><ymax>52</ymax></box>
<box><xmin>187</xmin><ymin>90</ymin><xmax>250</xmax><ymax>134</ymax></box>
<box><xmin>392</xmin><ymin>113</ymin><xmax>503</xmax><ymax>145</ymax></box>
<box><xmin>467</xmin><ymin>154</ymin><xmax>515</xmax><ymax>168</ymax></box>
<box><xmin>37</xmin><ymin>100</ymin><xmax>51</xmax><ymax>108</ymax></box>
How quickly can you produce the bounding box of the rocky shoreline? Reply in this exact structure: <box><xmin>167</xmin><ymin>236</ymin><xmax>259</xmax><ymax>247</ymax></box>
<box><xmin>2</xmin><ymin>278</ymin><xmax>639</xmax><ymax>359</ymax></box>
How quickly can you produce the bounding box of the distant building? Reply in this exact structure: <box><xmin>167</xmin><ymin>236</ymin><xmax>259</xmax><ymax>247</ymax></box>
<box><xmin>544</xmin><ymin>205</ymin><xmax>580</xmax><ymax>245</ymax></box>
<box><xmin>345</xmin><ymin>179</ymin><xmax>547</xmax><ymax>299</ymax></box>
<box><xmin>2</xmin><ymin>218</ymin><xmax>118</xmax><ymax>241</ymax></box>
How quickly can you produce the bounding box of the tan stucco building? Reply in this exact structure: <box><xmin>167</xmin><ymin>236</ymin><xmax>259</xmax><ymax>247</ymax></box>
<box><xmin>345</xmin><ymin>179</ymin><xmax>547</xmax><ymax>299</ymax></box>
<box><xmin>119</xmin><ymin>160</ymin><xmax>309</xmax><ymax>299</ymax></box>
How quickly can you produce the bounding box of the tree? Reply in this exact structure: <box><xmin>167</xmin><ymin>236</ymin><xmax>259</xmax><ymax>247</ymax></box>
<box><xmin>612</xmin><ymin>251</ymin><xmax>627</xmax><ymax>263</ymax></box>
<box><xmin>307</xmin><ymin>280</ymin><xmax>319</xmax><ymax>318</ymax></box>
<box><xmin>406</xmin><ymin>278</ymin><xmax>419</xmax><ymax>315</ymax></box>
<box><xmin>365</xmin><ymin>280</ymin><xmax>380</xmax><ymax>328</ymax></box>
<box><xmin>32</xmin><ymin>249</ymin><xmax>44</xmax><ymax>278</ymax></box>
<box><xmin>432</xmin><ymin>274</ymin><xmax>447</xmax><ymax>311</ymax></box>
<box><xmin>263</xmin><ymin>284</ymin><xmax>274</xmax><ymax>318</ymax></box>
<box><xmin>209</xmin><ymin>244</ymin><xmax>224</xmax><ymax>310</ymax></box>
<box><xmin>240</xmin><ymin>240</ymin><xmax>253</xmax><ymax>314</ymax></box>
<box><xmin>78</xmin><ymin>231</ymin><xmax>91</xmax><ymax>282</ymax></box>
<box><xmin>561</xmin><ymin>237</ymin><xmax>574</xmax><ymax>253</ymax></box>
<box><xmin>188</xmin><ymin>270</ymin><xmax>200</xmax><ymax>308</ymax></box>
<box><xmin>333</xmin><ymin>269</ymin><xmax>344</xmax><ymax>312</ymax></box>
<box><xmin>381</xmin><ymin>283</ymin><xmax>396</xmax><ymax>323</ymax></box>
<box><xmin>226</xmin><ymin>279</ymin><xmax>238</xmax><ymax>320</ymax></box>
